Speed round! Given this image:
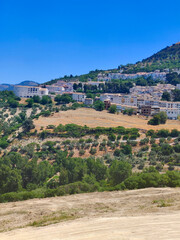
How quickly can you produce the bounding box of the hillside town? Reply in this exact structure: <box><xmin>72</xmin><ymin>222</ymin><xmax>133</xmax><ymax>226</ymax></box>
<box><xmin>7</xmin><ymin>70</ymin><xmax>180</xmax><ymax>120</ymax></box>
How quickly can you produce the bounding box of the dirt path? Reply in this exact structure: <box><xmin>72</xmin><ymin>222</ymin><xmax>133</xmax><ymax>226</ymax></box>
<box><xmin>34</xmin><ymin>108</ymin><xmax>180</xmax><ymax>131</ymax></box>
<box><xmin>1</xmin><ymin>213</ymin><xmax>180</xmax><ymax>240</ymax></box>
<box><xmin>0</xmin><ymin>188</ymin><xmax>180</xmax><ymax>239</ymax></box>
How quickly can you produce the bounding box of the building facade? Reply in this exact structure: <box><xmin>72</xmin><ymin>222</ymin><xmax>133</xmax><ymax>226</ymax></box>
<box><xmin>13</xmin><ymin>85</ymin><xmax>49</xmax><ymax>98</ymax></box>
<box><xmin>72</xmin><ymin>93</ymin><xmax>86</xmax><ymax>102</ymax></box>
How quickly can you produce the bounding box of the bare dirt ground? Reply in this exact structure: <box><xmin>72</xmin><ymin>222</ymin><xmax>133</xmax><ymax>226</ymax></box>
<box><xmin>34</xmin><ymin>108</ymin><xmax>180</xmax><ymax>131</ymax></box>
<box><xmin>0</xmin><ymin>188</ymin><xmax>180</xmax><ymax>240</ymax></box>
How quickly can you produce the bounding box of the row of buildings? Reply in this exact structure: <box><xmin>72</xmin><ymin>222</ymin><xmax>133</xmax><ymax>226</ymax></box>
<box><xmin>99</xmin><ymin>92</ymin><xmax>180</xmax><ymax>120</ymax></box>
<box><xmin>12</xmin><ymin>85</ymin><xmax>94</xmax><ymax>106</ymax></box>
<box><xmin>11</xmin><ymin>69</ymin><xmax>170</xmax><ymax>99</ymax></box>
<box><xmin>97</xmin><ymin>70</ymin><xmax>167</xmax><ymax>81</ymax></box>
<box><xmin>12</xmin><ymin>81</ymin><xmax>180</xmax><ymax>120</ymax></box>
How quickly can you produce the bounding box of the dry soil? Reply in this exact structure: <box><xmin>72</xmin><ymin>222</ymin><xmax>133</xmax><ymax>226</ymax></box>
<box><xmin>0</xmin><ymin>188</ymin><xmax>180</xmax><ymax>240</ymax></box>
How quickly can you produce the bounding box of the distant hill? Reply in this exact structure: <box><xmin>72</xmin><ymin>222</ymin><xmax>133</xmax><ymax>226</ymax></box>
<box><xmin>142</xmin><ymin>42</ymin><xmax>180</xmax><ymax>63</ymax></box>
<box><xmin>0</xmin><ymin>84</ymin><xmax>13</xmax><ymax>91</ymax></box>
<box><xmin>122</xmin><ymin>42</ymin><xmax>180</xmax><ymax>73</ymax></box>
<box><xmin>17</xmin><ymin>81</ymin><xmax>39</xmax><ymax>86</ymax></box>
<box><xmin>0</xmin><ymin>81</ymin><xmax>39</xmax><ymax>91</ymax></box>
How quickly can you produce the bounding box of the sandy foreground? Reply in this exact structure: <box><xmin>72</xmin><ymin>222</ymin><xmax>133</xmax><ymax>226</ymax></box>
<box><xmin>34</xmin><ymin>108</ymin><xmax>180</xmax><ymax>131</ymax></box>
<box><xmin>1</xmin><ymin>213</ymin><xmax>180</xmax><ymax>240</ymax></box>
<box><xmin>0</xmin><ymin>188</ymin><xmax>180</xmax><ymax>240</ymax></box>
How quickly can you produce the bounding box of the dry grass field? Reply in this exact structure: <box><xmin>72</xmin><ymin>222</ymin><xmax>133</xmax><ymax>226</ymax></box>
<box><xmin>0</xmin><ymin>188</ymin><xmax>180</xmax><ymax>240</ymax></box>
<box><xmin>34</xmin><ymin>108</ymin><xmax>180</xmax><ymax>131</ymax></box>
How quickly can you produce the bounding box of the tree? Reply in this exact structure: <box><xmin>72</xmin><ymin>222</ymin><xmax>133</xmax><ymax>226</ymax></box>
<box><xmin>114</xmin><ymin>149</ymin><xmax>121</xmax><ymax>157</ymax></box>
<box><xmin>54</xmin><ymin>94</ymin><xmax>72</xmax><ymax>104</ymax></box>
<box><xmin>36</xmin><ymin>161</ymin><xmax>54</xmax><ymax>184</ymax></box>
<box><xmin>54</xmin><ymin>95</ymin><xmax>61</xmax><ymax>104</ymax></box>
<box><xmin>0</xmin><ymin>165</ymin><xmax>22</xmax><ymax>194</ymax></box>
<box><xmin>108</xmin><ymin>134</ymin><xmax>116</xmax><ymax>141</ymax></box>
<box><xmin>59</xmin><ymin>169</ymin><xmax>69</xmax><ymax>185</ymax></box>
<box><xmin>8</xmin><ymin>99</ymin><xmax>19</xmax><ymax>108</ymax></box>
<box><xmin>86</xmin><ymin>158</ymin><xmax>107</xmax><ymax>181</ymax></box>
<box><xmin>123</xmin><ymin>108</ymin><xmax>133</xmax><ymax>116</ymax></box>
<box><xmin>172</xmin><ymin>89</ymin><xmax>180</xmax><ymax>102</ymax></box>
<box><xmin>159</xmin><ymin>111</ymin><xmax>167</xmax><ymax>124</ymax></box>
<box><xmin>32</xmin><ymin>95</ymin><xmax>41</xmax><ymax>103</ymax></box>
<box><xmin>109</xmin><ymin>161</ymin><xmax>132</xmax><ymax>186</ymax></box>
<box><xmin>121</xmin><ymin>144</ymin><xmax>132</xmax><ymax>155</ymax></box>
<box><xmin>148</xmin><ymin>115</ymin><xmax>160</xmax><ymax>125</ymax></box>
<box><xmin>22</xmin><ymin>119</ymin><xmax>35</xmax><ymax>132</ymax></box>
<box><xmin>73</xmin><ymin>83</ymin><xmax>78</xmax><ymax>90</ymax></box>
<box><xmin>161</xmin><ymin>91</ymin><xmax>171</xmax><ymax>101</ymax></box>
<box><xmin>0</xmin><ymin>139</ymin><xmax>9</xmax><ymax>149</ymax></box>
<box><xmin>94</xmin><ymin>100</ymin><xmax>105</xmax><ymax>111</ymax></box>
<box><xmin>41</xmin><ymin>95</ymin><xmax>52</xmax><ymax>105</ymax></box>
<box><xmin>26</xmin><ymin>98</ymin><xmax>34</xmax><ymax>108</ymax></box>
<box><xmin>148</xmin><ymin>112</ymin><xmax>167</xmax><ymax>125</ymax></box>
<box><xmin>170</xmin><ymin>129</ymin><xmax>179</xmax><ymax>137</ymax></box>
<box><xmin>109</xmin><ymin>105</ymin><xmax>117</xmax><ymax>114</ymax></box>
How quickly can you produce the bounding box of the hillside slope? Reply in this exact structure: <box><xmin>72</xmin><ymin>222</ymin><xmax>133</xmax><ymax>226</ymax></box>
<box><xmin>142</xmin><ymin>42</ymin><xmax>180</xmax><ymax>63</ymax></box>
<box><xmin>0</xmin><ymin>188</ymin><xmax>180</xmax><ymax>240</ymax></box>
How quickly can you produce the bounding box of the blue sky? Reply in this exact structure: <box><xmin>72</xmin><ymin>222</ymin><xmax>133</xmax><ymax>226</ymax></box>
<box><xmin>0</xmin><ymin>0</ymin><xmax>180</xmax><ymax>84</ymax></box>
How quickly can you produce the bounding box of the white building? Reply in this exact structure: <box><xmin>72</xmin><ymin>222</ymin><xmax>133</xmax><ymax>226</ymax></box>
<box><xmin>100</xmin><ymin>93</ymin><xmax>180</xmax><ymax>119</ymax></box>
<box><xmin>13</xmin><ymin>85</ymin><xmax>49</xmax><ymax>98</ymax></box>
<box><xmin>46</xmin><ymin>81</ymin><xmax>74</xmax><ymax>93</ymax></box>
<box><xmin>46</xmin><ymin>85</ymin><xmax>65</xmax><ymax>94</ymax></box>
<box><xmin>97</xmin><ymin>73</ymin><xmax>111</xmax><ymax>81</ymax></box>
<box><xmin>72</xmin><ymin>93</ymin><xmax>86</xmax><ymax>102</ymax></box>
<box><xmin>108</xmin><ymin>71</ymin><xmax>167</xmax><ymax>81</ymax></box>
<box><xmin>176</xmin><ymin>84</ymin><xmax>180</xmax><ymax>90</ymax></box>
<box><xmin>100</xmin><ymin>93</ymin><xmax>137</xmax><ymax>107</ymax></box>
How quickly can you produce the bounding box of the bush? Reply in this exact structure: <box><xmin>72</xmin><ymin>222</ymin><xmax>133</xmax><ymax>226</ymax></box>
<box><xmin>0</xmin><ymin>140</ymin><xmax>9</xmax><ymax>149</ymax></box>
<box><xmin>170</xmin><ymin>129</ymin><xmax>179</xmax><ymax>137</ymax></box>
<box><xmin>108</xmin><ymin>134</ymin><xmax>116</xmax><ymax>141</ymax></box>
<box><xmin>94</xmin><ymin>101</ymin><xmax>105</xmax><ymax>111</ymax></box>
<box><xmin>141</xmin><ymin>145</ymin><xmax>149</xmax><ymax>152</ymax></box>
<box><xmin>114</xmin><ymin>149</ymin><xmax>121</xmax><ymax>157</ymax></box>
<box><xmin>157</xmin><ymin>129</ymin><xmax>169</xmax><ymax>138</ymax></box>
<box><xmin>121</xmin><ymin>144</ymin><xmax>132</xmax><ymax>155</ymax></box>
<box><xmin>148</xmin><ymin>112</ymin><xmax>167</xmax><ymax>125</ymax></box>
<box><xmin>54</xmin><ymin>94</ymin><xmax>73</xmax><ymax>104</ymax></box>
<box><xmin>109</xmin><ymin>105</ymin><xmax>117</xmax><ymax>114</ymax></box>
<box><xmin>89</xmin><ymin>148</ymin><xmax>97</xmax><ymax>155</ymax></box>
<box><xmin>79</xmin><ymin>149</ymin><xmax>85</xmax><ymax>156</ymax></box>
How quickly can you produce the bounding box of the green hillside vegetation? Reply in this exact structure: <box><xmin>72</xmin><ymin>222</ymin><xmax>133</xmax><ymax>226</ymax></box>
<box><xmin>143</xmin><ymin>43</ymin><xmax>180</xmax><ymax>63</ymax></box>
<box><xmin>122</xmin><ymin>43</ymin><xmax>180</xmax><ymax>73</ymax></box>
<box><xmin>45</xmin><ymin>69</ymin><xmax>105</xmax><ymax>85</ymax></box>
<box><xmin>0</xmin><ymin>93</ymin><xmax>180</xmax><ymax>203</ymax></box>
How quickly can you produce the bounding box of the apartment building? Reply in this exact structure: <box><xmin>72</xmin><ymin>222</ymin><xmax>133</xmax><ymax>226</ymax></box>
<box><xmin>97</xmin><ymin>73</ymin><xmax>111</xmax><ymax>81</ymax></box>
<box><xmin>46</xmin><ymin>81</ymin><xmax>74</xmax><ymax>93</ymax></box>
<box><xmin>107</xmin><ymin>71</ymin><xmax>167</xmax><ymax>81</ymax></box>
<box><xmin>100</xmin><ymin>93</ymin><xmax>180</xmax><ymax>119</ymax></box>
<box><xmin>100</xmin><ymin>93</ymin><xmax>137</xmax><ymax>107</ymax></box>
<box><xmin>46</xmin><ymin>85</ymin><xmax>65</xmax><ymax>94</ymax></box>
<box><xmin>13</xmin><ymin>85</ymin><xmax>49</xmax><ymax>98</ymax></box>
<box><xmin>130</xmin><ymin>84</ymin><xmax>175</xmax><ymax>97</ymax></box>
<box><xmin>84</xmin><ymin>98</ymin><xmax>94</xmax><ymax>105</ymax></box>
<box><xmin>72</xmin><ymin>93</ymin><xmax>86</xmax><ymax>102</ymax></box>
